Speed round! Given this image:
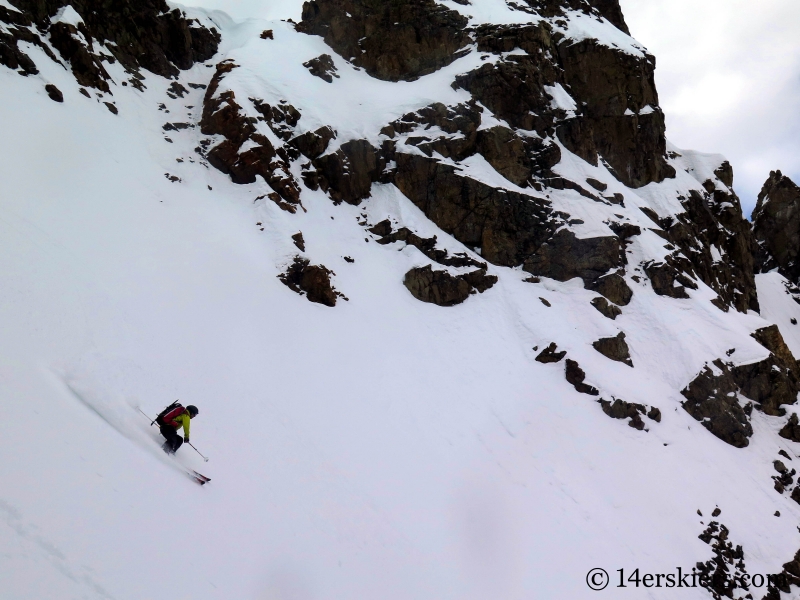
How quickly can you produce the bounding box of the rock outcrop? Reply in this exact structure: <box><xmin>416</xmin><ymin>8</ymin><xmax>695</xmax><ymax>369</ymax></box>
<box><xmin>681</xmin><ymin>360</ymin><xmax>753</xmax><ymax>448</ymax></box>
<box><xmin>598</xmin><ymin>398</ymin><xmax>660</xmax><ymax>430</ymax></box>
<box><xmin>1</xmin><ymin>0</ymin><xmax>219</xmax><ymax>87</ymax></box>
<box><xmin>394</xmin><ymin>152</ymin><xmax>558</xmax><ymax>267</ymax></box>
<box><xmin>297</xmin><ymin>0</ymin><xmax>469</xmax><ymax>81</ymax></box>
<box><xmin>523</xmin><ymin>230</ymin><xmax>631</xmax><ymax>304</ymax></box>
<box><xmin>303</xmin><ymin>53</ymin><xmax>338</xmax><ymax>82</ymax></box>
<box><xmin>682</xmin><ymin>326</ymin><xmax>800</xmax><ymax>447</ymax></box>
<box><xmin>278</xmin><ymin>257</ymin><xmax>340</xmax><ymax>307</ymax></box>
<box><xmin>592</xmin><ymin>332</ymin><xmax>633</xmax><ymax>366</ymax></box>
<box><xmin>565</xmin><ymin>359</ymin><xmax>599</xmax><ymax>396</ymax></box>
<box><xmin>403</xmin><ymin>265</ymin><xmax>497</xmax><ymax>306</ymax></box>
<box><xmin>199</xmin><ymin>61</ymin><xmax>302</xmax><ymax>209</ymax></box>
<box><xmin>535</xmin><ymin>342</ymin><xmax>566</xmax><ymax>363</ymax></box>
<box><xmin>591</xmin><ymin>296</ymin><xmax>622</xmax><ymax>320</ymax></box>
<box><xmin>456</xmin><ymin>19</ymin><xmax>674</xmax><ymax>189</ymax></box>
<box><xmin>752</xmin><ymin>170</ymin><xmax>800</xmax><ymax>282</ymax></box>
<box><xmin>780</xmin><ymin>414</ymin><xmax>800</xmax><ymax>443</ymax></box>
<box><xmin>369</xmin><ymin>220</ymin><xmax>485</xmax><ymax>269</ymax></box>
<box><xmin>639</xmin><ymin>175</ymin><xmax>759</xmax><ymax>313</ymax></box>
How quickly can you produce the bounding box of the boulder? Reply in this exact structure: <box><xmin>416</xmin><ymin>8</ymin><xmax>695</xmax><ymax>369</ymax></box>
<box><xmin>278</xmin><ymin>257</ymin><xmax>339</xmax><ymax>307</ymax></box>
<box><xmin>403</xmin><ymin>265</ymin><xmax>497</xmax><ymax>306</ymax></box>
<box><xmin>598</xmin><ymin>398</ymin><xmax>647</xmax><ymax>430</ymax></box>
<box><xmin>590</xmin><ymin>296</ymin><xmax>622</xmax><ymax>320</ymax></box>
<box><xmin>535</xmin><ymin>342</ymin><xmax>566</xmax><ymax>363</ymax></box>
<box><xmin>592</xmin><ymin>332</ymin><xmax>633</xmax><ymax>366</ymax></box>
<box><xmin>303</xmin><ymin>53</ymin><xmax>338</xmax><ymax>82</ymax></box>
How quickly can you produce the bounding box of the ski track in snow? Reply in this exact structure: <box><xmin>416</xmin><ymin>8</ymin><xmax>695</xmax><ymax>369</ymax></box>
<box><xmin>1</xmin><ymin>1</ymin><xmax>800</xmax><ymax>599</ymax></box>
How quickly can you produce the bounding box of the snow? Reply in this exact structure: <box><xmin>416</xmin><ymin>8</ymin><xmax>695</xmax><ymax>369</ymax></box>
<box><xmin>0</xmin><ymin>0</ymin><xmax>20</xmax><ymax>13</ymax></box>
<box><xmin>51</xmin><ymin>5</ymin><xmax>84</xmax><ymax>27</ymax></box>
<box><xmin>545</xmin><ymin>83</ymin><xmax>578</xmax><ymax>116</ymax></box>
<box><xmin>203</xmin><ymin>19</ymin><xmax>487</xmax><ymax>151</ymax></box>
<box><xmin>756</xmin><ymin>272</ymin><xmax>800</xmax><ymax>357</ymax></box>
<box><xmin>554</xmin><ymin>10</ymin><xmax>648</xmax><ymax>58</ymax></box>
<box><xmin>438</xmin><ymin>0</ymin><xmax>541</xmax><ymax>26</ymax></box>
<box><xmin>670</xmin><ymin>144</ymin><xmax>732</xmax><ymax>192</ymax></box>
<box><xmin>2</xmin><ymin>4</ymin><xmax>800</xmax><ymax>600</ymax></box>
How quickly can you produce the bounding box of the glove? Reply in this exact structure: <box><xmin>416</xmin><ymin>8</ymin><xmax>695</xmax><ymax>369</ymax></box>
<box><xmin>184</xmin><ymin>436</ymin><xmax>190</xmax><ymax>443</ymax></box>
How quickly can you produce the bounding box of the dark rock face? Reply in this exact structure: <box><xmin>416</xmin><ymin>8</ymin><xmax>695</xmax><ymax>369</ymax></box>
<box><xmin>278</xmin><ymin>256</ymin><xmax>339</xmax><ymax>306</ymax></box>
<box><xmin>1</xmin><ymin>0</ymin><xmax>219</xmax><ymax>85</ymax></box>
<box><xmin>394</xmin><ymin>152</ymin><xmax>557</xmax><ymax>266</ymax></box>
<box><xmin>641</xmin><ymin>182</ymin><xmax>759</xmax><ymax>313</ymax></box>
<box><xmin>401</xmin><ymin>266</ymin><xmax>476</xmax><ymax>306</ymax></box>
<box><xmin>681</xmin><ymin>360</ymin><xmax>753</xmax><ymax>448</ymax></box>
<box><xmin>519</xmin><ymin>0</ymin><xmax>630</xmax><ymax>34</ymax></box>
<box><xmin>683</xmin><ymin>325</ymin><xmax>800</xmax><ymax>447</ymax></box>
<box><xmin>290</xmin><ymin>126</ymin><xmax>336</xmax><ymax>159</ymax></box>
<box><xmin>592</xmin><ymin>332</ymin><xmax>633</xmax><ymax>366</ymax></box>
<box><xmin>772</xmin><ymin>458</ymin><xmax>796</xmax><ymax>495</ymax></box>
<box><xmin>455</xmin><ymin>20</ymin><xmax>674</xmax><ymax>189</ymax></box>
<box><xmin>523</xmin><ymin>230</ymin><xmax>629</xmax><ymax>300</ymax></box>
<box><xmin>315</xmin><ymin>139</ymin><xmax>389</xmax><ymax>205</ymax></box>
<box><xmin>591</xmin><ymin>296</ymin><xmax>622</xmax><ymax>319</ymax></box>
<box><xmin>733</xmin><ymin>325</ymin><xmax>800</xmax><ymax>416</ymax></box>
<box><xmin>535</xmin><ymin>342</ymin><xmax>566</xmax><ymax>363</ymax></box>
<box><xmin>780</xmin><ymin>414</ymin><xmax>800</xmax><ymax>443</ymax></box>
<box><xmin>382</xmin><ymin>102</ymin><xmax>482</xmax><ymax>158</ymax></box>
<box><xmin>590</xmin><ymin>0</ymin><xmax>631</xmax><ymax>34</ymax></box>
<box><xmin>200</xmin><ymin>61</ymin><xmax>301</xmax><ymax>208</ymax></box>
<box><xmin>559</xmin><ymin>39</ymin><xmax>674</xmax><ymax>188</ymax></box>
<box><xmin>565</xmin><ymin>359</ymin><xmax>599</xmax><ymax>396</ymax></box>
<box><xmin>297</xmin><ymin>0</ymin><xmax>469</xmax><ymax>81</ymax></box>
<box><xmin>586</xmin><ymin>272</ymin><xmax>632</xmax><ymax>306</ymax></box>
<box><xmin>476</xmin><ymin>126</ymin><xmax>533</xmax><ymax>187</ymax></box>
<box><xmin>643</xmin><ymin>259</ymin><xmax>696</xmax><ymax>299</ymax></box>
<box><xmin>403</xmin><ymin>265</ymin><xmax>497</xmax><ymax>306</ymax></box>
<box><xmin>456</xmin><ymin>23</ymin><xmax>559</xmax><ymax>132</ymax></box>
<box><xmin>370</xmin><ymin>220</ymin><xmax>485</xmax><ymax>269</ymax></box>
<box><xmin>752</xmin><ymin>171</ymin><xmax>800</xmax><ymax>282</ymax></box>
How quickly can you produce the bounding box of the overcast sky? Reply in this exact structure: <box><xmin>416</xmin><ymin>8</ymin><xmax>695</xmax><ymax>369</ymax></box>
<box><xmin>619</xmin><ymin>0</ymin><xmax>800</xmax><ymax>216</ymax></box>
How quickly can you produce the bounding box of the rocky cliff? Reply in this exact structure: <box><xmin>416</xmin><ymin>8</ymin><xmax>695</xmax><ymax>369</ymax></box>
<box><xmin>1</xmin><ymin>0</ymin><xmax>218</xmax><ymax>94</ymax></box>
<box><xmin>3</xmin><ymin>0</ymin><xmax>800</xmax><ymax>598</ymax></box>
<box><xmin>753</xmin><ymin>170</ymin><xmax>800</xmax><ymax>283</ymax></box>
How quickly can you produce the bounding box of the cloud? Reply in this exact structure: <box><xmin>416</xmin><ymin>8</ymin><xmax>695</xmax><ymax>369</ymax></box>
<box><xmin>619</xmin><ymin>0</ymin><xmax>800</xmax><ymax>216</ymax></box>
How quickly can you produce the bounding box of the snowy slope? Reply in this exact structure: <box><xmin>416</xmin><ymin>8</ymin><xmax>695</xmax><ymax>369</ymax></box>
<box><xmin>2</xmin><ymin>1</ymin><xmax>800</xmax><ymax>599</ymax></box>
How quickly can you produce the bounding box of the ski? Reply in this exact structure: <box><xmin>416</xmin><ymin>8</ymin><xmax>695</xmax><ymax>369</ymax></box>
<box><xmin>189</xmin><ymin>470</ymin><xmax>211</xmax><ymax>485</ymax></box>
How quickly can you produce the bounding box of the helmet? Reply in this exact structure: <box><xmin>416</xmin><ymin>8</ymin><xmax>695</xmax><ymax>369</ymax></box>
<box><xmin>186</xmin><ymin>405</ymin><xmax>199</xmax><ymax>418</ymax></box>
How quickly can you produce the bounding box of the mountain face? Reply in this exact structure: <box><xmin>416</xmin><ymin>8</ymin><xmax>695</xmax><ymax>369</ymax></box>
<box><xmin>753</xmin><ymin>171</ymin><xmax>800</xmax><ymax>283</ymax></box>
<box><xmin>3</xmin><ymin>0</ymin><xmax>800</xmax><ymax>598</ymax></box>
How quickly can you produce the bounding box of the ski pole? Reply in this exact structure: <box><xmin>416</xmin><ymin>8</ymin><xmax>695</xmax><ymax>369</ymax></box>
<box><xmin>136</xmin><ymin>406</ymin><xmax>157</xmax><ymax>425</ymax></box>
<box><xmin>188</xmin><ymin>442</ymin><xmax>209</xmax><ymax>462</ymax></box>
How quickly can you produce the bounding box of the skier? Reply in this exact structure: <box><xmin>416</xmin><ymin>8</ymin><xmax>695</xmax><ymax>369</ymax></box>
<box><xmin>156</xmin><ymin>402</ymin><xmax>199</xmax><ymax>454</ymax></box>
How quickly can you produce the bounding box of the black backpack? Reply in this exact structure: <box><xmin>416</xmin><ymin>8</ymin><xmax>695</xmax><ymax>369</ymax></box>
<box><xmin>154</xmin><ymin>401</ymin><xmax>182</xmax><ymax>426</ymax></box>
